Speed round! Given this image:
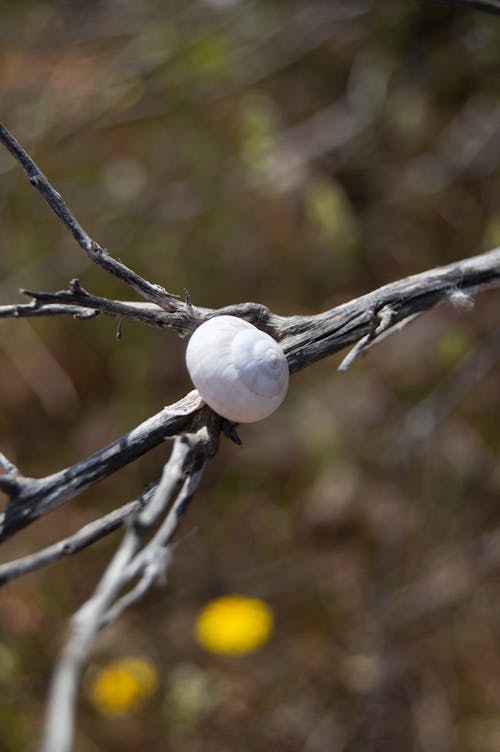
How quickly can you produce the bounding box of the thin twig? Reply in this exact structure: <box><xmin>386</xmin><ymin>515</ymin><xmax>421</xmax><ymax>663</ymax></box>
<box><xmin>0</xmin><ymin>301</ymin><xmax>98</xmax><ymax>320</ymax></box>
<box><xmin>41</xmin><ymin>428</ymin><xmax>215</xmax><ymax>752</ymax></box>
<box><xmin>100</xmin><ymin>455</ymin><xmax>206</xmax><ymax>627</ymax></box>
<box><xmin>0</xmin><ymin>122</ymin><xmax>185</xmax><ymax>315</ymax></box>
<box><xmin>337</xmin><ymin>305</ymin><xmax>396</xmax><ymax>371</ymax></box>
<box><xmin>99</xmin><ymin>550</ymin><xmax>170</xmax><ymax>630</ymax></box>
<box><xmin>0</xmin><ymin>451</ymin><xmax>20</xmax><ymax>476</ymax></box>
<box><xmin>0</xmin><ymin>486</ymin><xmax>158</xmax><ymax>587</ymax></box>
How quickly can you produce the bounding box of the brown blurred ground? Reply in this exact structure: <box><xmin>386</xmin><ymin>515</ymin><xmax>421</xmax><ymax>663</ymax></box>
<box><xmin>1</xmin><ymin>1</ymin><xmax>500</xmax><ymax>750</ymax></box>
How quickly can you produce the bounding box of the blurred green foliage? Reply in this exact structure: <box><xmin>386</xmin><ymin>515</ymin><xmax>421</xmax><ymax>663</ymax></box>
<box><xmin>1</xmin><ymin>1</ymin><xmax>500</xmax><ymax>751</ymax></box>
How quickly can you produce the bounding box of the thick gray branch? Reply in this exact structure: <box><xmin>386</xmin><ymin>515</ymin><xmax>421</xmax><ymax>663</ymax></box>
<box><xmin>280</xmin><ymin>246</ymin><xmax>500</xmax><ymax>372</ymax></box>
<box><xmin>2</xmin><ymin>249</ymin><xmax>499</xmax><ymax>369</ymax></box>
<box><xmin>0</xmin><ymin>391</ymin><xmax>204</xmax><ymax>541</ymax></box>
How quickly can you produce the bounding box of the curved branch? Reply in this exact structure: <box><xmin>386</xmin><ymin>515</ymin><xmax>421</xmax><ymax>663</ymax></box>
<box><xmin>0</xmin><ymin>122</ymin><xmax>186</xmax><ymax>315</ymax></box>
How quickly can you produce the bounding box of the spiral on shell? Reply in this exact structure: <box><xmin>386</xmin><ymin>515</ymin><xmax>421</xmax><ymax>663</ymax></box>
<box><xmin>185</xmin><ymin>315</ymin><xmax>289</xmax><ymax>423</ymax></box>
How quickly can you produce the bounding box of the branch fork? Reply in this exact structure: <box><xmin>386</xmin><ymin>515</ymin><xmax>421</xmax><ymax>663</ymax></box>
<box><xmin>1</xmin><ymin>119</ymin><xmax>500</xmax><ymax>752</ymax></box>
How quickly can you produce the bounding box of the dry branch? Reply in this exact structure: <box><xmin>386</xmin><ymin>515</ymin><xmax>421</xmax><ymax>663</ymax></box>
<box><xmin>0</xmin><ymin>490</ymin><xmax>155</xmax><ymax>587</ymax></box>
<box><xmin>1</xmin><ymin>254</ymin><xmax>499</xmax><ymax>370</ymax></box>
<box><xmin>0</xmin><ymin>390</ymin><xmax>205</xmax><ymax>541</ymax></box>
<box><xmin>1</xmin><ymin>245</ymin><xmax>499</xmax><ymax>545</ymax></box>
<box><xmin>1</xmin><ymin>117</ymin><xmax>500</xmax><ymax>752</ymax></box>
<box><xmin>41</xmin><ymin>424</ymin><xmax>217</xmax><ymax>752</ymax></box>
<box><xmin>0</xmin><ymin>116</ymin><xmax>499</xmax><ymax>548</ymax></box>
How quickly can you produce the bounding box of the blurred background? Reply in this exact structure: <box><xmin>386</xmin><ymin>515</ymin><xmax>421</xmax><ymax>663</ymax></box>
<box><xmin>1</xmin><ymin>1</ymin><xmax>500</xmax><ymax>750</ymax></box>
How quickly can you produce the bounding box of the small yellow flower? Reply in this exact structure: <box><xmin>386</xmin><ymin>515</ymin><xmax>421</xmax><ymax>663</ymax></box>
<box><xmin>194</xmin><ymin>595</ymin><xmax>274</xmax><ymax>655</ymax></box>
<box><xmin>88</xmin><ymin>657</ymin><xmax>158</xmax><ymax>717</ymax></box>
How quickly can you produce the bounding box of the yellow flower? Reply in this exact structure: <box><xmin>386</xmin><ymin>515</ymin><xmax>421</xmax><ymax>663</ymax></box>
<box><xmin>88</xmin><ymin>657</ymin><xmax>158</xmax><ymax>717</ymax></box>
<box><xmin>194</xmin><ymin>595</ymin><xmax>274</xmax><ymax>655</ymax></box>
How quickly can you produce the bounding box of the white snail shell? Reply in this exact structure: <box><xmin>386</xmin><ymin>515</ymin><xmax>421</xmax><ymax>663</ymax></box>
<box><xmin>185</xmin><ymin>315</ymin><xmax>289</xmax><ymax>423</ymax></box>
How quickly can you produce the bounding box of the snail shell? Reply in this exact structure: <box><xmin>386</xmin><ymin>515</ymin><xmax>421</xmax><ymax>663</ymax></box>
<box><xmin>185</xmin><ymin>315</ymin><xmax>289</xmax><ymax>423</ymax></box>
